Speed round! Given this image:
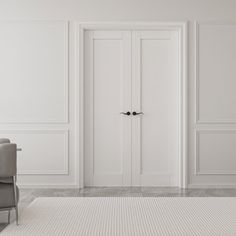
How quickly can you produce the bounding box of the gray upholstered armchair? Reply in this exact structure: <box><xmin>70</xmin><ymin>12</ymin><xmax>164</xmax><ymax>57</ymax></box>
<box><xmin>0</xmin><ymin>139</ymin><xmax>19</xmax><ymax>225</ymax></box>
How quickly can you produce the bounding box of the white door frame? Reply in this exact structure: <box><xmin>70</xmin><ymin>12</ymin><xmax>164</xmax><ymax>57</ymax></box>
<box><xmin>76</xmin><ymin>22</ymin><xmax>188</xmax><ymax>189</ymax></box>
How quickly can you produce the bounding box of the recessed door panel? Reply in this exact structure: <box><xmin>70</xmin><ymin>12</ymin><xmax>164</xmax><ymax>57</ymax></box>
<box><xmin>132</xmin><ymin>31</ymin><xmax>179</xmax><ymax>186</ymax></box>
<box><xmin>84</xmin><ymin>31</ymin><xmax>132</xmax><ymax>186</ymax></box>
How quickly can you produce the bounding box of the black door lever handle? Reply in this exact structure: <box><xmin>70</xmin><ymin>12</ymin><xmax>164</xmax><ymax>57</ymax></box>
<box><xmin>120</xmin><ymin>111</ymin><xmax>131</xmax><ymax>116</ymax></box>
<box><xmin>132</xmin><ymin>111</ymin><xmax>144</xmax><ymax>116</ymax></box>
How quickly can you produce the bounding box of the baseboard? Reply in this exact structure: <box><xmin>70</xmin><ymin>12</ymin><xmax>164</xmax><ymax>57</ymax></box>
<box><xmin>18</xmin><ymin>183</ymin><xmax>236</xmax><ymax>189</ymax></box>
<box><xmin>188</xmin><ymin>184</ymin><xmax>236</xmax><ymax>189</ymax></box>
<box><xmin>18</xmin><ymin>183</ymin><xmax>78</xmax><ymax>189</ymax></box>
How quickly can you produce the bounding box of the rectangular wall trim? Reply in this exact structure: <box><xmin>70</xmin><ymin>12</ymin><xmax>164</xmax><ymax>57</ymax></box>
<box><xmin>195</xmin><ymin>22</ymin><xmax>236</xmax><ymax>124</ymax></box>
<box><xmin>0</xmin><ymin>129</ymin><xmax>69</xmax><ymax>175</ymax></box>
<box><xmin>0</xmin><ymin>20</ymin><xmax>69</xmax><ymax>124</ymax></box>
<box><xmin>195</xmin><ymin>129</ymin><xmax>236</xmax><ymax>175</ymax></box>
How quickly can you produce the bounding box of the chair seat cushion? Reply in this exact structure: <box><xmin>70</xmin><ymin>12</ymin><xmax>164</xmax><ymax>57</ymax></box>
<box><xmin>0</xmin><ymin>177</ymin><xmax>13</xmax><ymax>184</ymax></box>
<box><xmin>0</xmin><ymin>183</ymin><xmax>19</xmax><ymax>209</ymax></box>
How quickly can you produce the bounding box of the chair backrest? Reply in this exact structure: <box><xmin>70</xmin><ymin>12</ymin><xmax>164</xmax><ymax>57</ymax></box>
<box><xmin>0</xmin><ymin>143</ymin><xmax>17</xmax><ymax>177</ymax></box>
<box><xmin>0</xmin><ymin>138</ymin><xmax>10</xmax><ymax>144</ymax></box>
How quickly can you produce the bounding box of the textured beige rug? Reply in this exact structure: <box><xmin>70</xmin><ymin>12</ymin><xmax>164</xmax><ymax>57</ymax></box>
<box><xmin>1</xmin><ymin>197</ymin><xmax>236</xmax><ymax>236</ymax></box>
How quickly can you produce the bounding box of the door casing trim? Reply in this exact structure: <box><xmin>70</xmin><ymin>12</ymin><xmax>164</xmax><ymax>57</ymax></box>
<box><xmin>76</xmin><ymin>22</ymin><xmax>188</xmax><ymax>188</ymax></box>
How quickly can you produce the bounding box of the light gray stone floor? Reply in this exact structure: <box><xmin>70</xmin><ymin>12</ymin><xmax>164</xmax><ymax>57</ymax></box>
<box><xmin>1</xmin><ymin>187</ymin><xmax>236</xmax><ymax>232</ymax></box>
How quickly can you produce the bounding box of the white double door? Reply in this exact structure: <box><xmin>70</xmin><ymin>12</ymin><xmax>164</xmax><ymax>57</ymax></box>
<box><xmin>84</xmin><ymin>29</ymin><xmax>179</xmax><ymax>187</ymax></box>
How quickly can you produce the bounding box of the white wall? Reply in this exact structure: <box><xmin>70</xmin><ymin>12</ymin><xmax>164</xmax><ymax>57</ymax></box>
<box><xmin>0</xmin><ymin>0</ymin><xmax>236</xmax><ymax>188</ymax></box>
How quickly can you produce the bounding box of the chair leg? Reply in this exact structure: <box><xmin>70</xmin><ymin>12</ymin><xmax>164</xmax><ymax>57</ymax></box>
<box><xmin>13</xmin><ymin>176</ymin><xmax>19</xmax><ymax>225</ymax></box>
<box><xmin>8</xmin><ymin>210</ymin><xmax>11</xmax><ymax>224</ymax></box>
<box><xmin>15</xmin><ymin>206</ymin><xmax>19</xmax><ymax>226</ymax></box>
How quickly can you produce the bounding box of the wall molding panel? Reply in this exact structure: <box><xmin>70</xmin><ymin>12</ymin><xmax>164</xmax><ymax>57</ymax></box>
<box><xmin>0</xmin><ymin>129</ymin><xmax>69</xmax><ymax>175</ymax></box>
<box><xmin>0</xmin><ymin>20</ymin><xmax>69</xmax><ymax>124</ymax></box>
<box><xmin>195</xmin><ymin>129</ymin><xmax>236</xmax><ymax>175</ymax></box>
<box><xmin>0</xmin><ymin>20</ymin><xmax>72</xmax><ymax>187</ymax></box>
<box><xmin>195</xmin><ymin>22</ymin><xmax>236</xmax><ymax>124</ymax></box>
